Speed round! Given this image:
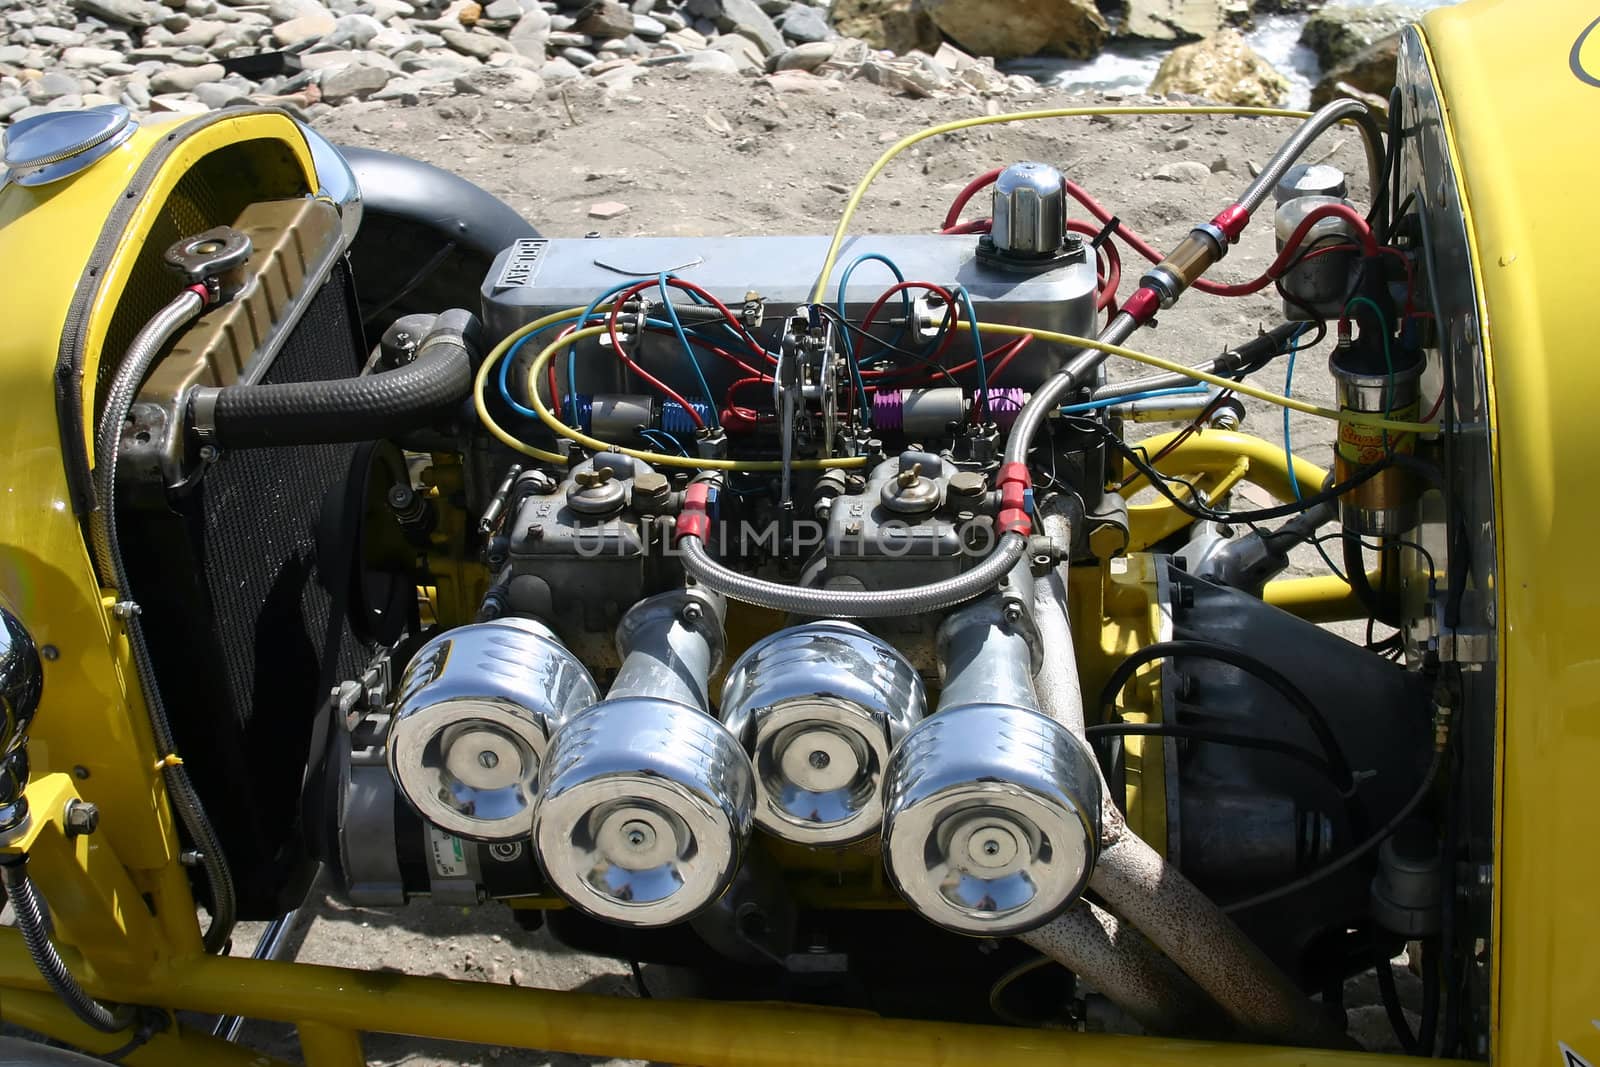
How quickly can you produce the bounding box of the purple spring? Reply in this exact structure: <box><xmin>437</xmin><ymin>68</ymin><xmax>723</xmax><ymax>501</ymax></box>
<box><xmin>985</xmin><ymin>388</ymin><xmax>1027</xmax><ymax>430</ymax></box>
<box><xmin>873</xmin><ymin>390</ymin><xmax>904</xmax><ymax>432</ymax></box>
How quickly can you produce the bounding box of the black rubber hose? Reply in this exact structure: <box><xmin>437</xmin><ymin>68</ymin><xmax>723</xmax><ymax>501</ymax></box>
<box><xmin>1417</xmin><ymin>935</ymin><xmax>1440</xmax><ymax>1056</ymax></box>
<box><xmin>203</xmin><ymin>309</ymin><xmax>478</xmax><ymax>449</ymax></box>
<box><xmin>1</xmin><ymin>858</ymin><xmax>134</xmax><ymax>1034</ymax></box>
<box><xmin>1375</xmin><ymin>935</ymin><xmax>1419</xmax><ymax>1054</ymax></box>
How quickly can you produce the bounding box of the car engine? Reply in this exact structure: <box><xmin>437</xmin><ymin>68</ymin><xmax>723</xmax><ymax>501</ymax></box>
<box><xmin>82</xmin><ymin>99</ymin><xmax>1476</xmax><ymax>1051</ymax></box>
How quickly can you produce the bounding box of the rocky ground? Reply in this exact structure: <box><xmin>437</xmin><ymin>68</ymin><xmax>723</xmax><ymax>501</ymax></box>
<box><xmin>0</xmin><ymin>0</ymin><xmax>1418</xmax><ymax>131</ymax></box>
<box><xmin>217</xmin><ymin>81</ymin><xmax>1421</xmax><ymax>1065</ymax></box>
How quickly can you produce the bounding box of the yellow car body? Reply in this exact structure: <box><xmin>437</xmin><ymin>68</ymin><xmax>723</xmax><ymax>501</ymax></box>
<box><xmin>0</xmin><ymin>1</ymin><xmax>1596</xmax><ymax>1063</ymax></box>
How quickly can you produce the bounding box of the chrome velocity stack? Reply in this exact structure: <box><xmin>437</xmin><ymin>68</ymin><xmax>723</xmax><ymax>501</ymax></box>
<box><xmin>534</xmin><ymin>590</ymin><xmax>754</xmax><ymax>927</ymax></box>
<box><xmin>720</xmin><ymin>622</ymin><xmax>926</xmax><ymax>847</ymax></box>
<box><xmin>388</xmin><ymin>616</ymin><xmax>600</xmax><ymax>842</ymax></box>
<box><xmin>882</xmin><ymin>598</ymin><xmax>1102</xmax><ymax>935</ymax></box>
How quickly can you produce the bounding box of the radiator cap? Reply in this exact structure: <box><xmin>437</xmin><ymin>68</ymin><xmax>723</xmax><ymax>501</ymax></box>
<box><xmin>2</xmin><ymin>105</ymin><xmax>137</xmax><ymax>187</ymax></box>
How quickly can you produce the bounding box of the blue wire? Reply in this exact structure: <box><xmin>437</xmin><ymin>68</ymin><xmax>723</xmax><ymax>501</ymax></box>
<box><xmin>955</xmin><ymin>286</ymin><xmax>989</xmax><ymax>418</ymax></box>
<box><xmin>499</xmin><ymin>314</ymin><xmax>699</xmax><ymax>418</ymax></box>
<box><xmin>1282</xmin><ymin>323</ymin><xmax>1308</xmax><ymax>499</ymax></box>
<box><xmin>499</xmin><ymin>319</ymin><xmax>574</xmax><ymax>418</ymax></box>
<box><xmin>567</xmin><ymin>280</ymin><xmax>642</xmax><ymax>418</ymax></box>
<box><xmin>658</xmin><ymin>272</ymin><xmax>720</xmax><ymax>428</ymax></box>
<box><xmin>836</xmin><ymin>253</ymin><xmax>910</xmax><ymax>369</ymax></box>
<box><xmin>1059</xmin><ymin>384</ymin><xmax>1209</xmax><ymax>415</ymax></box>
<box><xmin>638</xmin><ymin>428</ymin><xmax>688</xmax><ymax>456</ymax></box>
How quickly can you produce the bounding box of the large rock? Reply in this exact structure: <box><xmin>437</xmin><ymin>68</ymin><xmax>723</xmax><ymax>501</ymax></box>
<box><xmin>1149</xmin><ymin>28</ymin><xmax>1289</xmax><ymax>107</ymax></box>
<box><xmin>72</xmin><ymin>0</ymin><xmax>168</xmax><ymax>27</ymax></box>
<box><xmin>686</xmin><ymin>0</ymin><xmax>786</xmax><ymax>57</ymax></box>
<box><xmin>454</xmin><ymin>64</ymin><xmax>543</xmax><ymax>100</ymax></box>
<box><xmin>1310</xmin><ymin>29</ymin><xmax>1398</xmax><ymax>108</ymax></box>
<box><xmin>319</xmin><ymin>61</ymin><xmax>391</xmax><ymax>100</ymax></box>
<box><xmin>1300</xmin><ymin>4</ymin><xmax>1411</xmax><ymax>69</ymax></box>
<box><xmin>919</xmin><ymin>0</ymin><xmax>1108</xmax><ymax>60</ymax></box>
<box><xmin>1120</xmin><ymin>0</ymin><xmax>1250</xmax><ymax>43</ymax></box>
<box><xmin>826</xmin><ymin>0</ymin><xmax>939</xmax><ymax>55</ymax></box>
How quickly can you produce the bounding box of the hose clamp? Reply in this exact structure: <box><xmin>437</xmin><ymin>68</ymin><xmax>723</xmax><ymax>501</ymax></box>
<box><xmin>1140</xmin><ymin>265</ymin><xmax>1184</xmax><ymax>310</ymax></box>
<box><xmin>187</xmin><ymin>386</ymin><xmax>220</xmax><ymax>443</ymax></box>
<box><xmin>1192</xmin><ymin>222</ymin><xmax>1229</xmax><ymax>260</ymax></box>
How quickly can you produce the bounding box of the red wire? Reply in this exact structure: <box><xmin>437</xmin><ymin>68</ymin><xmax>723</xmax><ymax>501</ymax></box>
<box><xmin>942</xmin><ymin>167</ymin><xmax>1004</xmax><ymax>231</ymax></box>
<box><xmin>606</xmin><ymin>281</ymin><xmax>710</xmax><ymax>429</ymax></box>
<box><xmin>859</xmin><ymin>281</ymin><xmax>961</xmax><ymax>362</ymax></box>
<box><xmin>655</xmin><ymin>276</ymin><xmax>778</xmax><ymax>366</ymax></box>
<box><xmin>1063</xmin><ymin>180</ymin><xmax>1378</xmax><ymax>297</ymax></box>
<box><xmin>984</xmin><ymin>334</ymin><xmax>1034</xmax><ymax>385</ymax></box>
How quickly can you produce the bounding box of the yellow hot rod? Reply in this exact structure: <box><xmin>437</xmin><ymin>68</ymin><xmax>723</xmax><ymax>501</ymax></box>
<box><xmin>0</xmin><ymin>0</ymin><xmax>1594</xmax><ymax>1063</ymax></box>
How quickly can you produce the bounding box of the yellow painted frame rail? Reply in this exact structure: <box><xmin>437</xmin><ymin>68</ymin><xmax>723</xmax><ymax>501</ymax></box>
<box><xmin>0</xmin><ymin>932</ymin><xmax>1463</xmax><ymax>1067</ymax></box>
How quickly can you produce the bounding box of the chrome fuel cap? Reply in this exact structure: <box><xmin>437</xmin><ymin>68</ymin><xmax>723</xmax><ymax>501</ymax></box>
<box><xmin>2</xmin><ymin>105</ymin><xmax>137</xmax><ymax>187</ymax></box>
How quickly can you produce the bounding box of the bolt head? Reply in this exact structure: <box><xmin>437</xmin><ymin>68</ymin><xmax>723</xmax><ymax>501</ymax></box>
<box><xmin>63</xmin><ymin>800</ymin><xmax>99</xmax><ymax>837</ymax></box>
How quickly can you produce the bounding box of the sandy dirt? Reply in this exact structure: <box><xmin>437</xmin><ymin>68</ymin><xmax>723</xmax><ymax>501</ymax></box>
<box><xmin>220</xmin><ymin>77</ymin><xmax>1407</xmax><ymax>1065</ymax></box>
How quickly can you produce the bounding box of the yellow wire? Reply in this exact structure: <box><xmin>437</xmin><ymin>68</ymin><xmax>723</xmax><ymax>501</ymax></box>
<box><xmin>962</xmin><ymin>321</ymin><xmax>1439</xmax><ymax>435</ymax></box>
<box><xmin>518</xmin><ymin>326</ymin><xmax>868</xmax><ymax>472</ymax></box>
<box><xmin>472</xmin><ymin>306</ymin><xmax>598</xmax><ymax>465</ymax></box>
<box><xmin>810</xmin><ymin>104</ymin><xmax>1320</xmax><ymax>304</ymax></box>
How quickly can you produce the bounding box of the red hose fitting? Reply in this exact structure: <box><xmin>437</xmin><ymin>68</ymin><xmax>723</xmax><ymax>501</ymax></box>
<box><xmin>1211</xmin><ymin>204</ymin><xmax>1251</xmax><ymax>244</ymax></box>
<box><xmin>1122</xmin><ymin>286</ymin><xmax>1161</xmax><ymax>325</ymax></box>
<box><xmin>996</xmin><ymin>462</ymin><xmax>1032</xmax><ymax>537</ymax></box>
<box><xmin>676</xmin><ymin>481</ymin><xmax>713</xmax><ymax>543</ymax></box>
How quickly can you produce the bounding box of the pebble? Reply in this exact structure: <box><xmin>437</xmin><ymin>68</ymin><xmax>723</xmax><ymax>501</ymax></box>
<box><xmin>442</xmin><ymin>28</ymin><xmax>510</xmax><ymax>57</ymax></box>
<box><xmin>32</xmin><ymin>26</ymin><xmax>89</xmax><ymax>47</ymax></box>
<box><xmin>0</xmin><ymin>0</ymin><xmax>1042</xmax><ymax>127</ymax></box>
<box><xmin>776</xmin><ymin>2</ymin><xmax>828</xmax><ymax>45</ymax></box>
<box><xmin>1153</xmin><ymin>161</ymin><xmax>1212</xmax><ymax>183</ymax></box>
<box><xmin>61</xmin><ymin>46</ymin><xmax>126</xmax><ymax>67</ymax></box>
<box><xmin>273</xmin><ymin>12</ymin><xmax>336</xmax><ymax>45</ymax></box>
<box><xmin>540</xmin><ymin>55</ymin><xmax>581</xmax><ymax>80</ymax></box>
<box><xmin>453</xmin><ymin>64</ymin><xmax>542</xmax><ymax>101</ymax></box>
<box><xmin>72</xmin><ymin>0</ymin><xmax>167</xmax><ymax>28</ymax></box>
<box><xmin>685</xmin><ymin>48</ymin><xmax>736</xmax><ymax>74</ymax></box>
<box><xmin>587</xmin><ymin>200</ymin><xmax>630</xmax><ymax>219</ymax></box>
<box><xmin>29</xmin><ymin>71</ymin><xmax>85</xmax><ymax>100</ymax></box>
<box><xmin>319</xmin><ymin>62</ymin><xmax>391</xmax><ymax>100</ymax></box>
<box><xmin>149</xmin><ymin>61</ymin><xmax>225</xmax><ymax>92</ymax></box>
<box><xmin>193</xmin><ymin>79</ymin><xmax>250</xmax><ymax>106</ymax></box>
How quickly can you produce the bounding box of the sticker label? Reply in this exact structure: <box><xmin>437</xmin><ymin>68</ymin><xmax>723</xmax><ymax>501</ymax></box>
<box><xmin>428</xmin><ymin>826</ymin><xmax>469</xmax><ymax>878</ymax></box>
<box><xmin>1337</xmin><ymin>400</ymin><xmax>1419</xmax><ymax>465</ymax></box>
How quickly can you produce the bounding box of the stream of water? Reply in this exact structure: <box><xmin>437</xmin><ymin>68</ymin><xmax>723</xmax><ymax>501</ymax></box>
<box><xmin>1001</xmin><ymin>0</ymin><xmax>1460</xmax><ymax>108</ymax></box>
